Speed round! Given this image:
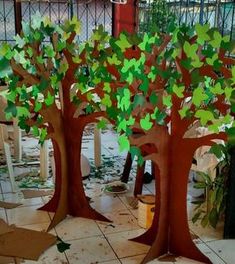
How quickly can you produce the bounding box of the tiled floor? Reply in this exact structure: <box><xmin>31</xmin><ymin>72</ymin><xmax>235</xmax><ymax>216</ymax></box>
<box><xmin>0</xmin><ymin>128</ymin><xmax>234</xmax><ymax>263</ymax></box>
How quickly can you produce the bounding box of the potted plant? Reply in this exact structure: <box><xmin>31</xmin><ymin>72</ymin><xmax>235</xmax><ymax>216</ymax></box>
<box><xmin>192</xmin><ymin>143</ymin><xmax>230</xmax><ymax>228</ymax></box>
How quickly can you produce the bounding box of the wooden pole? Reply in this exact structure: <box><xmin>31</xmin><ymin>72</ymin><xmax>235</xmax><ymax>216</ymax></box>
<box><xmin>14</xmin><ymin>0</ymin><xmax>22</xmax><ymax>35</ymax></box>
<box><xmin>40</xmin><ymin>140</ymin><xmax>49</xmax><ymax>181</ymax></box>
<box><xmin>94</xmin><ymin>127</ymin><xmax>101</xmax><ymax>167</ymax></box>
<box><xmin>13</xmin><ymin>118</ymin><xmax>22</xmax><ymax>162</ymax></box>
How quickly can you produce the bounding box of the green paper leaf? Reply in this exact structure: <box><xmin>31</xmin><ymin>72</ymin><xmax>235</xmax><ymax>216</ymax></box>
<box><xmin>179</xmin><ymin>105</ymin><xmax>190</xmax><ymax>119</ymax></box>
<box><xmin>116</xmin><ymin>33</ymin><xmax>132</xmax><ymax>52</ymax></box>
<box><xmin>130</xmin><ymin>146</ymin><xmax>142</xmax><ymax>161</ymax></box>
<box><xmin>34</xmin><ymin>101</ymin><xmax>42</xmax><ymax>112</ymax></box>
<box><xmin>14</xmin><ymin>34</ymin><xmax>25</xmax><ymax>48</ymax></box>
<box><xmin>195</xmin><ymin>110</ymin><xmax>214</xmax><ymax>126</ymax></box>
<box><xmin>57</xmin><ymin>237</ymin><xmax>71</xmax><ymax>253</ymax></box>
<box><xmin>117</xmin><ymin>88</ymin><xmax>131</xmax><ymax>111</ymax></box>
<box><xmin>149</xmin><ymin>92</ymin><xmax>158</xmax><ymax>105</ymax></box>
<box><xmin>32</xmin><ymin>126</ymin><xmax>39</xmax><ymax>137</ymax></box>
<box><xmin>17</xmin><ymin>107</ymin><xmax>30</xmax><ymax>118</ymax></box>
<box><xmin>97</xmin><ymin>119</ymin><xmax>107</xmax><ymax>129</ymax></box>
<box><xmin>101</xmin><ymin>94</ymin><xmax>112</xmax><ymax>108</ymax></box>
<box><xmin>195</xmin><ymin>24</ymin><xmax>210</xmax><ymax>44</ymax></box>
<box><xmin>5</xmin><ymin>101</ymin><xmax>17</xmax><ymax>117</ymax></box>
<box><xmin>39</xmin><ymin>128</ymin><xmax>47</xmax><ymax>144</ymax></box>
<box><xmin>140</xmin><ymin>113</ymin><xmax>153</xmax><ymax>131</ymax></box>
<box><xmin>107</xmin><ymin>54</ymin><xmax>121</xmax><ymax>65</ymax></box>
<box><xmin>173</xmin><ymin>84</ymin><xmax>184</xmax><ymax>98</ymax></box>
<box><xmin>210</xmin><ymin>82</ymin><xmax>224</xmax><ymax>95</ymax></box>
<box><xmin>0</xmin><ymin>56</ymin><xmax>11</xmax><ymax>78</ymax></box>
<box><xmin>44</xmin><ymin>91</ymin><xmax>54</xmax><ymax>106</ymax></box>
<box><xmin>192</xmin><ymin>87</ymin><xmax>209</xmax><ymax>107</ymax></box>
<box><xmin>227</xmin><ymin>127</ymin><xmax>235</xmax><ymax>145</ymax></box>
<box><xmin>139</xmin><ymin>78</ymin><xmax>149</xmax><ymax>94</ymax></box>
<box><xmin>162</xmin><ymin>95</ymin><xmax>172</xmax><ymax>107</ymax></box>
<box><xmin>118</xmin><ymin>134</ymin><xmax>130</xmax><ymax>152</ymax></box>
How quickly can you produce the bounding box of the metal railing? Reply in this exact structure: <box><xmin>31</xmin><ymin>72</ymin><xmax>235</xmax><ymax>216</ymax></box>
<box><xmin>0</xmin><ymin>0</ymin><xmax>112</xmax><ymax>42</ymax></box>
<box><xmin>138</xmin><ymin>0</ymin><xmax>235</xmax><ymax>40</ymax></box>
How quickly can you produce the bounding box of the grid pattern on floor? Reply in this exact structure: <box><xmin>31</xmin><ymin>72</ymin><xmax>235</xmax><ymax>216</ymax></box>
<box><xmin>0</xmin><ymin>129</ymin><xmax>234</xmax><ymax>264</ymax></box>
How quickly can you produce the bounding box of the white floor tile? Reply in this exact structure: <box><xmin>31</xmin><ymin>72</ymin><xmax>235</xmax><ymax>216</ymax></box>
<box><xmin>0</xmin><ymin>209</ymin><xmax>7</xmax><ymax>222</ymax></box>
<box><xmin>120</xmin><ymin>254</ymin><xmax>146</xmax><ymax>264</ymax></box>
<box><xmin>65</xmin><ymin>236</ymin><xmax>117</xmax><ymax>264</ymax></box>
<box><xmin>55</xmin><ymin>216</ymin><xmax>102</xmax><ymax>241</ymax></box>
<box><xmin>100</xmin><ymin>260</ymin><xmax>121</xmax><ymax>264</ymax></box>
<box><xmin>106</xmin><ymin>229</ymin><xmax>150</xmax><ymax>258</ymax></box>
<box><xmin>3</xmin><ymin>192</ymin><xmax>44</xmax><ymax>207</ymax></box>
<box><xmin>23</xmin><ymin>244</ymin><xmax>68</xmax><ymax>264</ymax></box>
<box><xmin>1</xmin><ymin>180</ymin><xmax>14</xmax><ymax>193</ymax></box>
<box><xmin>174</xmin><ymin>256</ymin><xmax>205</xmax><ymax>263</ymax></box>
<box><xmin>144</xmin><ymin>181</ymin><xmax>155</xmax><ymax>194</ymax></box>
<box><xmin>97</xmin><ymin>209</ymin><xmax>139</xmax><ymax>235</ymax></box>
<box><xmin>189</xmin><ymin>220</ymin><xmax>224</xmax><ymax>242</ymax></box>
<box><xmin>91</xmin><ymin>194</ymin><xmax>127</xmax><ymax>214</ymax></box>
<box><xmin>206</xmin><ymin>239</ymin><xmax>235</xmax><ymax>264</ymax></box>
<box><xmin>6</xmin><ymin>205</ymin><xmax>51</xmax><ymax>226</ymax></box>
<box><xmin>196</xmin><ymin>243</ymin><xmax>226</xmax><ymax>264</ymax></box>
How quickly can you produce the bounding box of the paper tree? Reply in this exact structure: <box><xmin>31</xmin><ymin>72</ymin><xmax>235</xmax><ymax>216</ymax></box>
<box><xmin>0</xmin><ymin>14</ymin><xmax>116</xmax><ymax>229</ymax></box>
<box><xmin>108</xmin><ymin>24</ymin><xmax>235</xmax><ymax>263</ymax></box>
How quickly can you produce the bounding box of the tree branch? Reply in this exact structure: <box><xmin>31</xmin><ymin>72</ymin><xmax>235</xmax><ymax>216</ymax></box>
<box><xmin>186</xmin><ymin>131</ymin><xmax>227</xmax><ymax>149</ymax></box>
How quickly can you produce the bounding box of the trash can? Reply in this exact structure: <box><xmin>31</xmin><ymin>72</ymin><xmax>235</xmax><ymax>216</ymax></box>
<box><xmin>138</xmin><ymin>195</ymin><xmax>155</xmax><ymax>229</ymax></box>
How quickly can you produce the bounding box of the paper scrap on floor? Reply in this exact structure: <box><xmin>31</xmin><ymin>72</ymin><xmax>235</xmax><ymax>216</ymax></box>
<box><xmin>0</xmin><ymin>201</ymin><xmax>22</xmax><ymax>209</ymax></box>
<box><xmin>0</xmin><ymin>219</ymin><xmax>57</xmax><ymax>260</ymax></box>
<box><xmin>21</xmin><ymin>189</ymin><xmax>53</xmax><ymax>199</ymax></box>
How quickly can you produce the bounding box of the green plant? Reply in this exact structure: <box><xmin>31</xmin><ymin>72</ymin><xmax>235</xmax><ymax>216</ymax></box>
<box><xmin>138</xmin><ymin>0</ymin><xmax>175</xmax><ymax>34</ymax></box>
<box><xmin>192</xmin><ymin>144</ymin><xmax>230</xmax><ymax>228</ymax></box>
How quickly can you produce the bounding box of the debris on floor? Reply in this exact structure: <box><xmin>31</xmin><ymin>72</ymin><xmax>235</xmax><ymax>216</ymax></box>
<box><xmin>0</xmin><ymin>219</ymin><xmax>57</xmax><ymax>261</ymax></box>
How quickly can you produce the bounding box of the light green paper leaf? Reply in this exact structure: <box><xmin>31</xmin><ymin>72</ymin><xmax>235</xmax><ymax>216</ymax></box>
<box><xmin>101</xmin><ymin>94</ymin><xmax>112</xmax><ymax>108</ymax></box>
<box><xmin>44</xmin><ymin>91</ymin><xmax>54</xmax><ymax>106</ymax></box>
<box><xmin>116</xmin><ymin>33</ymin><xmax>132</xmax><ymax>52</ymax></box>
<box><xmin>97</xmin><ymin>119</ymin><xmax>107</xmax><ymax>129</ymax></box>
<box><xmin>17</xmin><ymin>107</ymin><xmax>30</xmax><ymax>118</ymax></box>
<box><xmin>118</xmin><ymin>134</ymin><xmax>130</xmax><ymax>152</ymax></box>
<box><xmin>210</xmin><ymin>82</ymin><xmax>224</xmax><ymax>95</ymax></box>
<box><xmin>195</xmin><ymin>110</ymin><xmax>214</xmax><ymax>126</ymax></box>
<box><xmin>162</xmin><ymin>95</ymin><xmax>172</xmax><ymax>107</ymax></box>
<box><xmin>34</xmin><ymin>101</ymin><xmax>42</xmax><ymax>112</ymax></box>
<box><xmin>179</xmin><ymin>105</ymin><xmax>190</xmax><ymax>119</ymax></box>
<box><xmin>107</xmin><ymin>54</ymin><xmax>121</xmax><ymax>65</ymax></box>
<box><xmin>140</xmin><ymin>113</ymin><xmax>153</xmax><ymax>131</ymax></box>
<box><xmin>103</xmin><ymin>83</ymin><xmax>111</xmax><ymax>93</ymax></box>
<box><xmin>192</xmin><ymin>87</ymin><xmax>209</xmax><ymax>107</ymax></box>
<box><xmin>117</xmin><ymin>88</ymin><xmax>131</xmax><ymax>111</ymax></box>
<box><xmin>173</xmin><ymin>84</ymin><xmax>184</xmax><ymax>98</ymax></box>
<box><xmin>39</xmin><ymin>128</ymin><xmax>47</xmax><ymax>144</ymax></box>
<box><xmin>195</xmin><ymin>24</ymin><xmax>210</xmax><ymax>43</ymax></box>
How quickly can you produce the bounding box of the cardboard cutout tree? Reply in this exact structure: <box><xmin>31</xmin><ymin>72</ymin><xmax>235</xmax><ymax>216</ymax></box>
<box><xmin>108</xmin><ymin>24</ymin><xmax>235</xmax><ymax>263</ymax></box>
<box><xmin>0</xmin><ymin>15</ymin><xmax>116</xmax><ymax>230</ymax></box>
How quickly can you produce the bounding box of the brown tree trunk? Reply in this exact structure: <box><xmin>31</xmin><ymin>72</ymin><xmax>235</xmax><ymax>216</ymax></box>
<box><xmin>65</xmin><ymin>122</ymin><xmax>109</xmax><ymax>222</ymax></box>
<box><xmin>167</xmin><ymin>139</ymin><xmax>211</xmax><ymax>263</ymax></box>
<box><xmin>40</xmin><ymin>120</ymin><xmax>110</xmax><ymax>229</ymax></box>
<box><xmin>39</xmin><ymin>140</ymin><xmax>61</xmax><ymax>212</ymax></box>
<box><xmin>131</xmin><ymin>127</ymin><xmax>170</xmax><ymax>253</ymax></box>
<box><xmin>141</xmin><ymin>138</ymin><xmax>212</xmax><ymax>264</ymax></box>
